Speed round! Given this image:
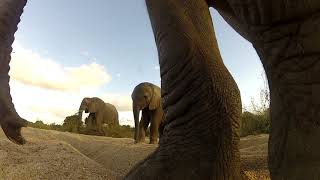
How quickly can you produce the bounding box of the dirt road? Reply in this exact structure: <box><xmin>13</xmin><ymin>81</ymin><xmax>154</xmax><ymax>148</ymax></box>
<box><xmin>0</xmin><ymin>128</ymin><xmax>269</xmax><ymax>179</ymax></box>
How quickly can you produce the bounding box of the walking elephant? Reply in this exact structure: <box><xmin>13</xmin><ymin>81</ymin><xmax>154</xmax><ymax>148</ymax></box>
<box><xmin>131</xmin><ymin>82</ymin><xmax>165</xmax><ymax>144</ymax></box>
<box><xmin>0</xmin><ymin>0</ymin><xmax>319</xmax><ymax>180</ymax></box>
<box><xmin>78</xmin><ymin>97</ymin><xmax>119</xmax><ymax>132</ymax></box>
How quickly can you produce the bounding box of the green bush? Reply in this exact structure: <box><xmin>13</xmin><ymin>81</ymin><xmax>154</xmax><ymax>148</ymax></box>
<box><xmin>240</xmin><ymin>109</ymin><xmax>270</xmax><ymax>137</ymax></box>
<box><xmin>103</xmin><ymin>125</ymin><xmax>135</xmax><ymax>138</ymax></box>
<box><xmin>61</xmin><ymin>114</ymin><xmax>83</xmax><ymax>133</ymax></box>
<box><xmin>79</xmin><ymin>125</ymin><xmax>134</xmax><ymax>138</ymax></box>
<box><xmin>48</xmin><ymin>123</ymin><xmax>63</xmax><ymax>131</ymax></box>
<box><xmin>240</xmin><ymin>72</ymin><xmax>270</xmax><ymax>137</ymax></box>
<box><xmin>29</xmin><ymin>120</ymin><xmax>50</xmax><ymax>129</ymax></box>
<box><xmin>29</xmin><ymin>115</ymin><xmax>134</xmax><ymax>138</ymax></box>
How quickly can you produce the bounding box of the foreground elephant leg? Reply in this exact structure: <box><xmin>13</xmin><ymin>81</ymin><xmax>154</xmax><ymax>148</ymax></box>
<box><xmin>210</xmin><ymin>0</ymin><xmax>320</xmax><ymax>178</ymax></box>
<box><xmin>126</xmin><ymin>0</ymin><xmax>242</xmax><ymax>179</ymax></box>
<box><xmin>210</xmin><ymin>1</ymin><xmax>320</xmax><ymax>179</ymax></box>
<box><xmin>259</xmin><ymin>16</ymin><xmax>320</xmax><ymax>180</ymax></box>
<box><xmin>0</xmin><ymin>0</ymin><xmax>28</xmax><ymax>144</ymax></box>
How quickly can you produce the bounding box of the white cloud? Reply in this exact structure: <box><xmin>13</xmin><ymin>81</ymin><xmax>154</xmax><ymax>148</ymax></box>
<box><xmin>10</xmin><ymin>80</ymin><xmax>81</xmax><ymax>124</ymax></box>
<box><xmin>100</xmin><ymin>93</ymin><xmax>132</xmax><ymax>111</ymax></box>
<box><xmin>118</xmin><ymin>111</ymin><xmax>134</xmax><ymax>127</ymax></box>
<box><xmin>7</xmin><ymin>42</ymin><xmax>134</xmax><ymax>125</ymax></box>
<box><xmin>154</xmin><ymin>65</ymin><xmax>160</xmax><ymax>70</ymax></box>
<box><xmin>10</xmin><ymin>80</ymin><xmax>135</xmax><ymax>125</ymax></box>
<box><xmin>10</xmin><ymin>42</ymin><xmax>111</xmax><ymax>92</ymax></box>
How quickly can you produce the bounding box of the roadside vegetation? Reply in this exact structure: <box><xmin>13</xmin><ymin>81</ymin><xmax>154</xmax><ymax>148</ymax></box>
<box><xmin>240</xmin><ymin>73</ymin><xmax>270</xmax><ymax>137</ymax></box>
<box><xmin>29</xmin><ymin>115</ymin><xmax>135</xmax><ymax>138</ymax></box>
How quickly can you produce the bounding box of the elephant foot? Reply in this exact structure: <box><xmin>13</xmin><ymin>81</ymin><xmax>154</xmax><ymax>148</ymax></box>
<box><xmin>0</xmin><ymin>113</ymin><xmax>28</xmax><ymax>145</ymax></box>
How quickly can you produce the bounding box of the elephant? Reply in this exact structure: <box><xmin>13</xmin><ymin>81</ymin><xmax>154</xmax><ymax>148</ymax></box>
<box><xmin>78</xmin><ymin>97</ymin><xmax>119</xmax><ymax>132</ymax></box>
<box><xmin>131</xmin><ymin>82</ymin><xmax>165</xmax><ymax>144</ymax></box>
<box><xmin>0</xmin><ymin>0</ymin><xmax>319</xmax><ymax>180</ymax></box>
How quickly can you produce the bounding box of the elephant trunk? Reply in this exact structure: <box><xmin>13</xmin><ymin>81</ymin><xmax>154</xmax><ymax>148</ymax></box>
<box><xmin>133</xmin><ymin>105</ymin><xmax>140</xmax><ymax>143</ymax></box>
<box><xmin>0</xmin><ymin>0</ymin><xmax>28</xmax><ymax>145</ymax></box>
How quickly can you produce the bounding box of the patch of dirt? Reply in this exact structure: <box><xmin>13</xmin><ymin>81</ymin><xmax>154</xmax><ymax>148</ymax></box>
<box><xmin>0</xmin><ymin>128</ymin><xmax>270</xmax><ymax>179</ymax></box>
<box><xmin>240</xmin><ymin>134</ymin><xmax>270</xmax><ymax>179</ymax></box>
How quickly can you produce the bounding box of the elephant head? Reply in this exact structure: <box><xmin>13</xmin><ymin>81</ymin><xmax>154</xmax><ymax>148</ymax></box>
<box><xmin>78</xmin><ymin>97</ymin><xmax>102</xmax><ymax>122</ymax></box>
<box><xmin>131</xmin><ymin>82</ymin><xmax>161</xmax><ymax>142</ymax></box>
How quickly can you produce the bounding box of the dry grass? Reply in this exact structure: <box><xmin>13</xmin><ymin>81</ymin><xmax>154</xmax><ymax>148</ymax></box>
<box><xmin>0</xmin><ymin>128</ymin><xmax>269</xmax><ymax>179</ymax></box>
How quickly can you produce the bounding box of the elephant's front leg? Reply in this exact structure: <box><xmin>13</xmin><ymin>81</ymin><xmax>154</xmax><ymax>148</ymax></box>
<box><xmin>149</xmin><ymin>109</ymin><xmax>162</xmax><ymax>144</ymax></box>
<box><xmin>137</xmin><ymin>110</ymin><xmax>150</xmax><ymax>143</ymax></box>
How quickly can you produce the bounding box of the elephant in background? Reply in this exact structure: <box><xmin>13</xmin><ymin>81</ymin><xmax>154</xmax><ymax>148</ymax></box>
<box><xmin>78</xmin><ymin>97</ymin><xmax>119</xmax><ymax>132</ymax></box>
<box><xmin>132</xmin><ymin>82</ymin><xmax>165</xmax><ymax>144</ymax></box>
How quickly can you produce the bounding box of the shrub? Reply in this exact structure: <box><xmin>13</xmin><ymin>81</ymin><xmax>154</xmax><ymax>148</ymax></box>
<box><xmin>48</xmin><ymin>123</ymin><xmax>63</xmax><ymax>131</ymax></box>
<box><xmin>29</xmin><ymin>120</ymin><xmax>63</xmax><ymax>131</ymax></box>
<box><xmin>62</xmin><ymin>114</ymin><xmax>83</xmax><ymax>133</ymax></box>
<box><xmin>240</xmin><ymin>109</ymin><xmax>270</xmax><ymax>137</ymax></box>
<box><xmin>29</xmin><ymin>120</ymin><xmax>50</xmax><ymax>129</ymax></box>
<box><xmin>103</xmin><ymin>125</ymin><xmax>135</xmax><ymax>138</ymax></box>
<box><xmin>240</xmin><ymin>72</ymin><xmax>270</xmax><ymax>137</ymax></box>
<box><xmin>80</xmin><ymin>125</ymin><xmax>135</xmax><ymax>138</ymax></box>
<box><xmin>29</xmin><ymin>115</ymin><xmax>134</xmax><ymax>138</ymax></box>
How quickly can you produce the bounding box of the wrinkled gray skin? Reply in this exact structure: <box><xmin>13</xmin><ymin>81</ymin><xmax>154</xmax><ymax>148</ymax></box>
<box><xmin>79</xmin><ymin>97</ymin><xmax>119</xmax><ymax>132</ymax></box>
<box><xmin>0</xmin><ymin>0</ymin><xmax>29</xmax><ymax>145</ymax></box>
<box><xmin>0</xmin><ymin>0</ymin><xmax>319</xmax><ymax>179</ymax></box>
<box><xmin>131</xmin><ymin>82</ymin><xmax>164</xmax><ymax>144</ymax></box>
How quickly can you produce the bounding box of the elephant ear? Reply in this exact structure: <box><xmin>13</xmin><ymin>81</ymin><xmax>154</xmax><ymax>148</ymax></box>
<box><xmin>149</xmin><ymin>85</ymin><xmax>161</xmax><ymax>110</ymax></box>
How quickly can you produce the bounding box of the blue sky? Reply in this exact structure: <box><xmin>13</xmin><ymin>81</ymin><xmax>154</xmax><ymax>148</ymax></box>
<box><xmin>10</xmin><ymin>0</ymin><xmax>265</xmax><ymax>125</ymax></box>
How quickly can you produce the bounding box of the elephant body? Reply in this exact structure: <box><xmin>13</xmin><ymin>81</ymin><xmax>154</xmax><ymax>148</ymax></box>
<box><xmin>79</xmin><ymin>97</ymin><xmax>119</xmax><ymax>132</ymax></box>
<box><xmin>1</xmin><ymin>0</ymin><xmax>319</xmax><ymax>180</ymax></box>
<box><xmin>132</xmin><ymin>82</ymin><xmax>165</xmax><ymax>144</ymax></box>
